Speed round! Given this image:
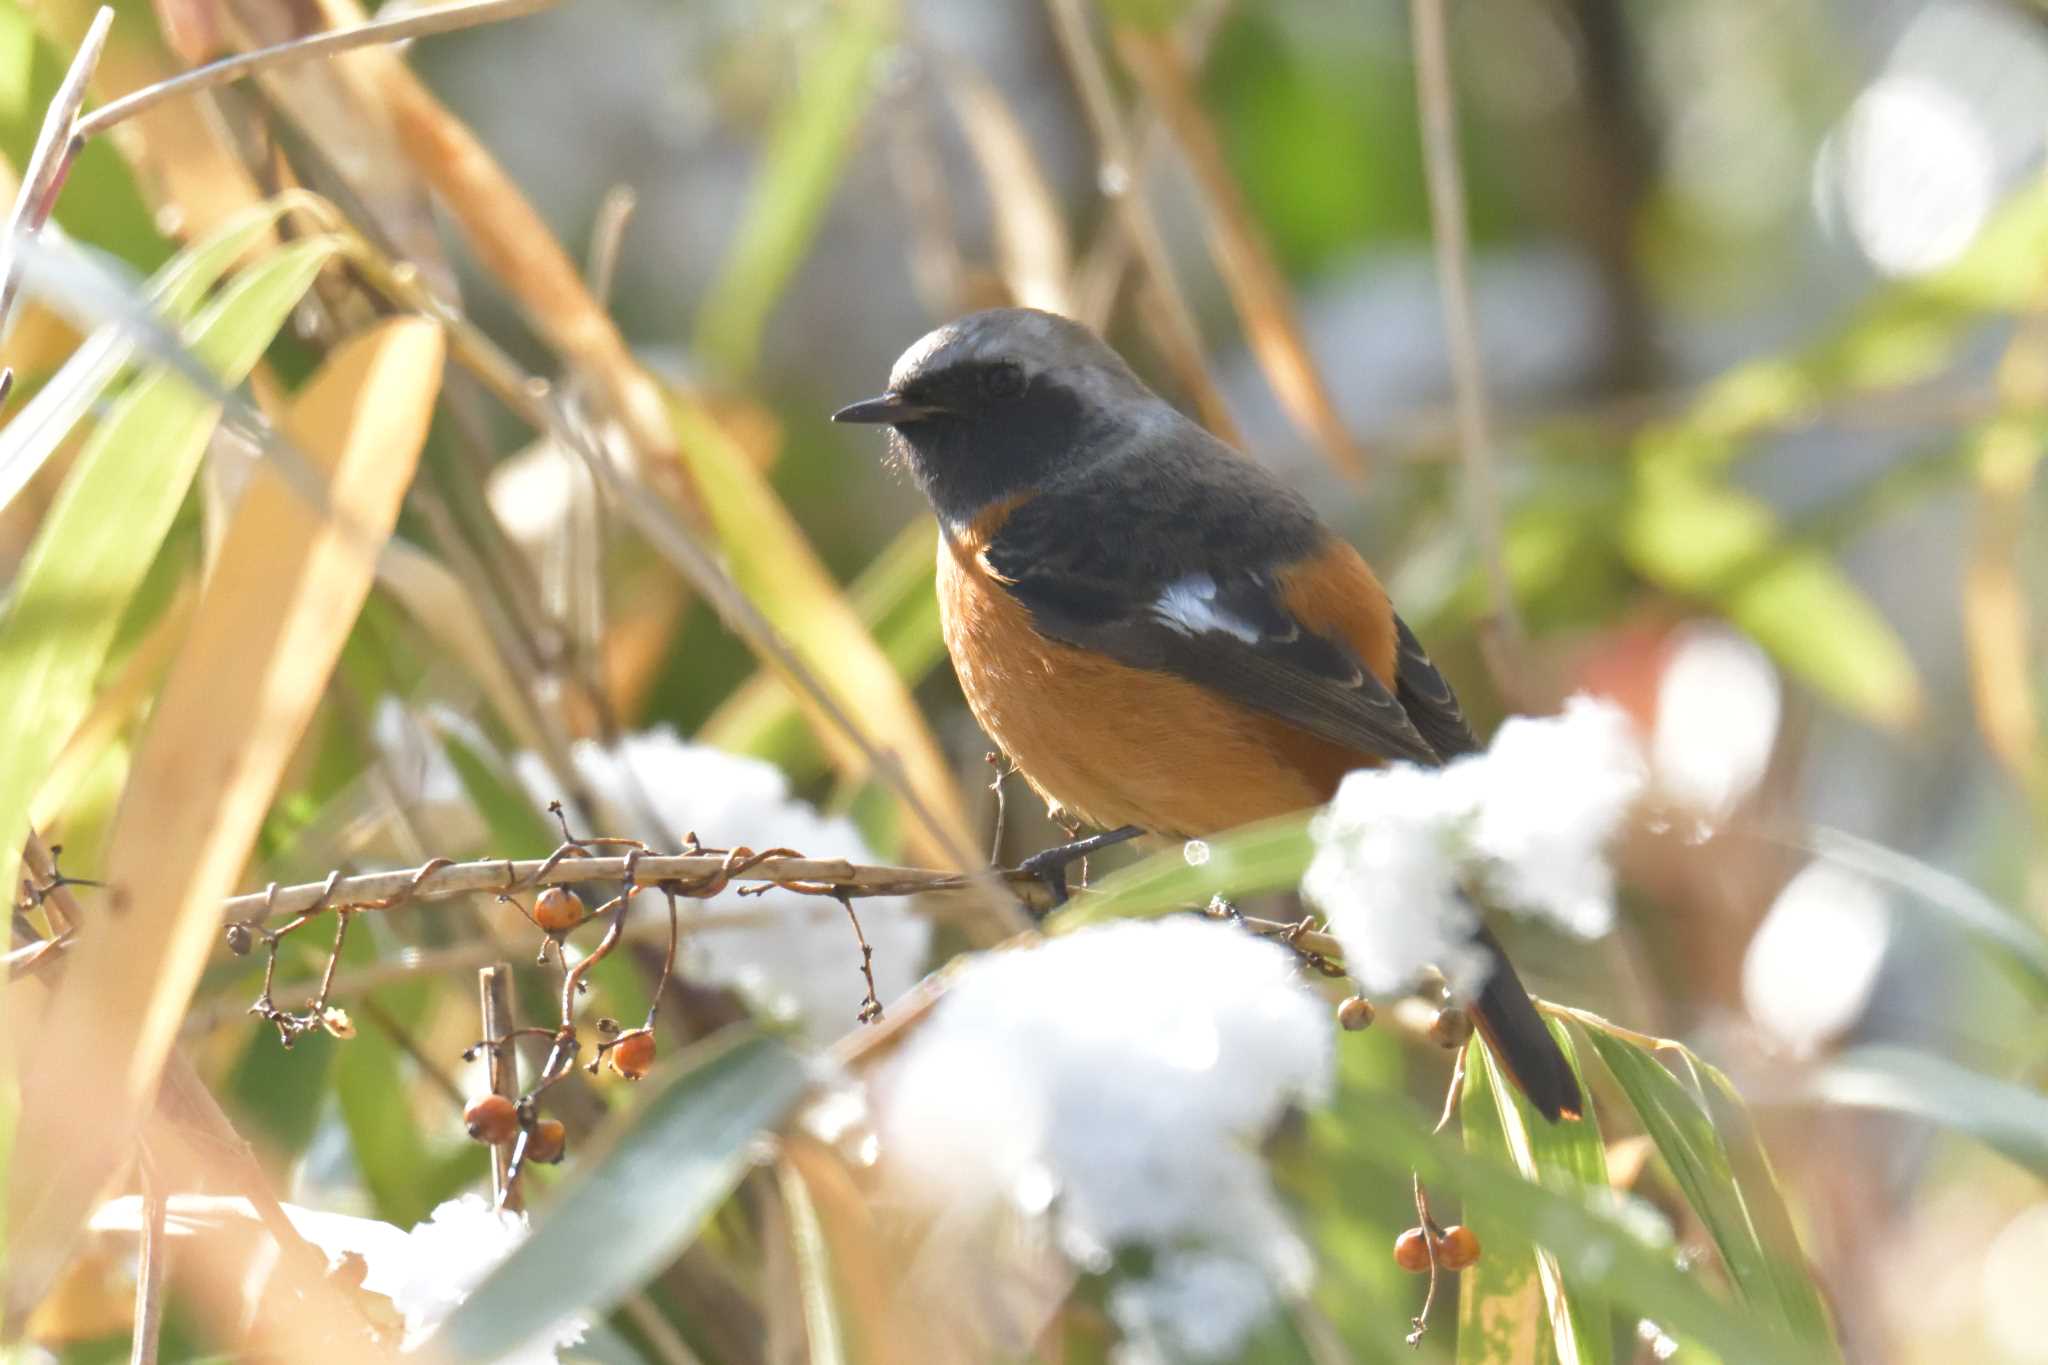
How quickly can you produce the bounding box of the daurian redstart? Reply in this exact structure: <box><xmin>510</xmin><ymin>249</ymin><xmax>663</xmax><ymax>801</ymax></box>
<box><xmin>836</xmin><ymin>307</ymin><xmax>1580</xmax><ymax>1122</ymax></box>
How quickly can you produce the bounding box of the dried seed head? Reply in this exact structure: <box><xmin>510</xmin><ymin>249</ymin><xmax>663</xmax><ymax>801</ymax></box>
<box><xmin>225</xmin><ymin>923</ymin><xmax>254</xmax><ymax>956</ymax></box>
<box><xmin>320</xmin><ymin>1007</ymin><xmax>355</xmax><ymax>1039</ymax></box>
<box><xmin>464</xmin><ymin>1093</ymin><xmax>518</xmax><ymax>1145</ymax></box>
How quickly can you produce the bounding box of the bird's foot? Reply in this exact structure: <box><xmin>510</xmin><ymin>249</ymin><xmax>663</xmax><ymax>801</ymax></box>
<box><xmin>1012</xmin><ymin>825</ymin><xmax>1143</xmax><ymax>911</ymax></box>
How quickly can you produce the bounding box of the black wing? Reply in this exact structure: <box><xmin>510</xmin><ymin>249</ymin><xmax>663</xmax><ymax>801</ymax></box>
<box><xmin>984</xmin><ymin>480</ymin><xmax>1446</xmax><ymax>768</ymax></box>
<box><xmin>1392</xmin><ymin>614</ymin><xmax>1479</xmax><ymax>760</ymax></box>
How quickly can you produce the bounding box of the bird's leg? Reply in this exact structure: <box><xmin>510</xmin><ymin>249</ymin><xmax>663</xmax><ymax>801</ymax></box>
<box><xmin>1014</xmin><ymin>825</ymin><xmax>1143</xmax><ymax>909</ymax></box>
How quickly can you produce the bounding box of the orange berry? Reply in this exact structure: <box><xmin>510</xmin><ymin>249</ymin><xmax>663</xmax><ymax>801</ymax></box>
<box><xmin>1430</xmin><ymin>1005</ymin><xmax>1472</xmax><ymax>1049</ymax></box>
<box><xmin>1394</xmin><ymin>1227</ymin><xmax>1432</xmax><ymax>1273</ymax></box>
<box><xmin>533</xmin><ymin>886</ymin><xmax>584</xmax><ymax>932</ymax></box>
<box><xmin>525</xmin><ymin>1117</ymin><xmax>567</xmax><ymax>1164</ymax></box>
<box><xmin>1438</xmin><ymin>1225</ymin><xmax>1481</xmax><ymax>1270</ymax></box>
<box><xmin>607</xmin><ymin>1028</ymin><xmax>656</xmax><ymax>1080</ymax></box>
<box><xmin>463</xmin><ymin>1093</ymin><xmax>518</xmax><ymax>1145</ymax></box>
<box><xmin>1337</xmin><ymin>995</ymin><xmax>1376</xmax><ymax>1031</ymax></box>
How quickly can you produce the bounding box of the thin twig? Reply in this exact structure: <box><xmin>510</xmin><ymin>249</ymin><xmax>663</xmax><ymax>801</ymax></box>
<box><xmin>1114</xmin><ymin>23</ymin><xmax>1367</xmax><ymax>478</ymax></box>
<box><xmin>479</xmin><ymin>965</ymin><xmax>522</xmax><ymax>1211</ymax></box>
<box><xmin>1043</xmin><ymin>0</ymin><xmax>1239</xmax><ymax>442</ymax></box>
<box><xmin>71</xmin><ymin>0</ymin><xmax>557</xmax><ymax>142</ymax></box>
<box><xmin>1410</xmin><ymin>0</ymin><xmax>1520</xmax><ymax>654</ymax></box>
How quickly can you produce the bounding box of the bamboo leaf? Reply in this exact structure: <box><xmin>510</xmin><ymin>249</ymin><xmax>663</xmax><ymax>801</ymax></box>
<box><xmin>669</xmin><ymin>399</ymin><xmax>978</xmax><ymax>867</ymax></box>
<box><xmin>0</xmin><ymin>234</ymin><xmax>340</xmax><ymax>924</ymax></box>
<box><xmin>1047</xmin><ymin>814</ymin><xmax>1315</xmax><ymax>929</ymax></box>
<box><xmin>1471</xmin><ymin>1025</ymin><xmax>1611</xmax><ymax>1364</ymax></box>
<box><xmin>1459</xmin><ymin>1044</ymin><xmax>1559</xmax><ymax>1365</ymax></box>
<box><xmin>698</xmin><ymin>519</ymin><xmax>945</xmax><ymax>780</ymax></box>
<box><xmin>1808</xmin><ymin>1045</ymin><xmax>2048</xmax><ymax>1180</ymax></box>
<box><xmin>693</xmin><ymin>0</ymin><xmax>892</xmax><ymax>376</ymax></box>
<box><xmin>1577</xmin><ymin>1024</ymin><xmax>1840</xmax><ymax>1361</ymax></box>
<box><xmin>1340</xmin><ymin>1091</ymin><xmax>1805</xmax><ymax>1365</ymax></box>
<box><xmin>433</xmin><ymin>1031</ymin><xmax>809</xmax><ymax>1363</ymax></box>
<box><xmin>7</xmin><ymin>311</ymin><xmax>442</xmax><ymax>1323</ymax></box>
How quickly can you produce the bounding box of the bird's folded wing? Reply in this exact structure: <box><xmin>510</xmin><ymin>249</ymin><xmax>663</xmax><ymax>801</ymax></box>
<box><xmin>985</xmin><ymin>537</ymin><xmax>1447</xmax><ymax>769</ymax></box>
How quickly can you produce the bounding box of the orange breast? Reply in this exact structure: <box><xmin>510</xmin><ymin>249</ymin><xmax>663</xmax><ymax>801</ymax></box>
<box><xmin>936</xmin><ymin>522</ymin><xmax>1367</xmax><ymax>837</ymax></box>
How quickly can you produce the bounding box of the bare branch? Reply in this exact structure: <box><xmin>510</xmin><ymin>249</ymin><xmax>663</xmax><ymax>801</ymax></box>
<box><xmin>219</xmin><ymin>852</ymin><xmax>1014</xmax><ymax>927</ymax></box>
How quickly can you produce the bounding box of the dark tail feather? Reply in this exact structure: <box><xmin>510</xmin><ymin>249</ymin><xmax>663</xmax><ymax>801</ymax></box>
<box><xmin>1466</xmin><ymin>925</ymin><xmax>1583</xmax><ymax>1123</ymax></box>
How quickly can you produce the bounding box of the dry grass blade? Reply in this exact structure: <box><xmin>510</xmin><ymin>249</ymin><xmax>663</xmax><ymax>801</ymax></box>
<box><xmin>1113</xmin><ymin>25</ymin><xmax>1368</xmax><ymax>480</ymax></box>
<box><xmin>942</xmin><ymin>64</ymin><xmax>1073</xmax><ymax>314</ymax></box>
<box><xmin>376</xmin><ymin>537</ymin><xmax>549</xmax><ymax>754</ymax></box>
<box><xmin>1409</xmin><ymin>0</ymin><xmax>1521</xmax><ymax>649</ymax></box>
<box><xmin>8</xmin><ymin>318</ymin><xmax>444</xmax><ymax>1322</ymax></box>
<box><xmin>71</xmin><ymin>0</ymin><xmax>557</xmax><ymax>140</ymax></box>
<box><xmin>329</xmin><ymin>0</ymin><xmax>693</xmax><ymax>501</ymax></box>
<box><xmin>1042</xmin><ymin>0</ymin><xmax>1238</xmax><ymax>443</ymax></box>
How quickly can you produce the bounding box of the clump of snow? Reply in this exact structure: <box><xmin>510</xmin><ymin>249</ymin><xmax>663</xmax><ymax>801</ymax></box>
<box><xmin>514</xmin><ymin>727</ymin><xmax>931</xmax><ymax>1040</ymax></box>
<box><xmin>1303</xmin><ymin>696</ymin><xmax>1646</xmax><ymax>995</ymax></box>
<box><xmin>871</xmin><ymin>917</ymin><xmax>1330</xmax><ymax>1360</ymax></box>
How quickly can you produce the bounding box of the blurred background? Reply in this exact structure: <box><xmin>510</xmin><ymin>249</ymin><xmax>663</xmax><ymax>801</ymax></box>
<box><xmin>6</xmin><ymin>0</ymin><xmax>2048</xmax><ymax>1361</ymax></box>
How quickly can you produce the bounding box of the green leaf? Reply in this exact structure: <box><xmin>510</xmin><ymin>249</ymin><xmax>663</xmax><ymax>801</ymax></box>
<box><xmin>432</xmin><ymin>1031</ymin><xmax>809</xmax><ymax>1363</ymax></box>
<box><xmin>1622</xmin><ymin>464</ymin><xmax>1920</xmax><ymax>729</ymax></box>
<box><xmin>1458</xmin><ymin>1042</ymin><xmax>1559</xmax><ymax>1365</ymax></box>
<box><xmin>692</xmin><ymin>0</ymin><xmax>892</xmax><ymax>375</ymax></box>
<box><xmin>1469</xmin><ymin>1026</ymin><xmax>1612</xmax><ymax>1364</ymax></box>
<box><xmin>1046</xmin><ymin>814</ymin><xmax>1315</xmax><ymax>930</ymax></box>
<box><xmin>1801</xmin><ymin>826</ymin><xmax>2048</xmax><ymax>999</ymax></box>
<box><xmin>1808</xmin><ymin>1046</ymin><xmax>2048</xmax><ymax>1180</ymax></box>
<box><xmin>776</xmin><ymin>1158</ymin><xmax>852</xmax><ymax>1365</ymax></box>
<box><xmin>0</xmin><ymin>235</ymin><xmax>339</xmax><ymax>913</ymax></box>
<box><xmin>0</xmin><ymin>195</ymin><xmax>321</xmax><ymax>528</ymax></box>
<box><xmin>1339</xmin><ymin>1090</ymin><xmax>1806</xmax><ymax>1365</ymax></box>
<box><xmin>1284</xmin><ymin>1023</ymin><xmax>1417</xmax><ymax>1363</ymax></box>
<box><xmin>1577</xmin><ymin>1024</ymin><xmax>1839</xmax><ymax>1361</ymax></box>
<box><xmin>0</xmin><ymin>1</ymin><xmax>168</xmax><ymax>271</ymax></box>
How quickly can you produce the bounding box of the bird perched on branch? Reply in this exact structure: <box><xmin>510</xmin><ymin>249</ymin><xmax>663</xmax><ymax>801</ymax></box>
<box><xmin>835</xmin><ymin>308</ymin><xmax>1581</xmax><ymax>1122</ymax></box>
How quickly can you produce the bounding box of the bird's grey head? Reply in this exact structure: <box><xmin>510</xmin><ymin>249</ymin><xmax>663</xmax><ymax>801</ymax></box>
<box><xmin>833</xmin><ymin>308</ymin><xmax>1169</xmax><ymax>527</ymax></box>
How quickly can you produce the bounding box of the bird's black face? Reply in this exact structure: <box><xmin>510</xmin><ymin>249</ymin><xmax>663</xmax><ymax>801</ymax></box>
<box><xmin>834</xmin><ymin>358</ymin><xmax>1094</xmax><ymax>528</ymax></box>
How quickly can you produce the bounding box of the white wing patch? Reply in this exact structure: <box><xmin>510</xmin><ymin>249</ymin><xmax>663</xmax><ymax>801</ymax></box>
<box><xmin>1152</xmin><ymin>574</ymin><xmax>1263</xmax><ymax>645</ymax></box>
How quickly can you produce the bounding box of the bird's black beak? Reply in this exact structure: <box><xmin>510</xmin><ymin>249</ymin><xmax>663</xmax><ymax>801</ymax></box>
<box><xmin>831</xmin><ymin>392</ymin><xmax>945</xmax><ymax>426</ymax></box>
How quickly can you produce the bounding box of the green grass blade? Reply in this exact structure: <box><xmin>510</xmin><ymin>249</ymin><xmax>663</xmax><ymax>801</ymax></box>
<box><xmin>1340</xmin><ymin>1091</ymin><xmax>1804</xmax><ymax>1365</ymax></box>
<box><xmin>0</xmin><ymin>235</ymin><xmax>338</xmax><ymax>906</ymax></box>
<box><xmin>432</xmin><ymin>1031</ymin><xmax>809</xmax><ymax>1363</ymax></box>
<box><xmin>1045</xmin><ymin>813</ymin><xmax>1315</xmax><ymax>930</ymax></box>
<box><xmin>1470</xmin><ymin>1025</ymin><xmax>1611</xmax><ymax>1364</ymax></box>
<box><xmin>1458</xmin><ymin>1041</ymin><xmax>1561</xmax><ymax>1365</ymax></box>
<box><xmin>1808</xmin><ymin>1045</ymin><xmax>2048</xmax><ymax>1179</ymax></box>
<box><xmin>0</xmin><ymin>195</ymin><xmax>313</xmax><ymax>515</ymax></box>
<box><xmin>691</xmin><ymin>0</ymin><xmax>892</xmax><ymax>376</ymax></box>
<box><xmin>1578</xmin><ymin>1024</ymin><xmax>1840</xmax><ymax>1361</ymax></box>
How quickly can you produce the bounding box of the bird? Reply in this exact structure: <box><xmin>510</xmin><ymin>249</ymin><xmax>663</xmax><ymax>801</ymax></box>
<box><xmin>834</xmin><ymin>307</ymin><xmax>1581</xmax><ymax>1122</ymax></box>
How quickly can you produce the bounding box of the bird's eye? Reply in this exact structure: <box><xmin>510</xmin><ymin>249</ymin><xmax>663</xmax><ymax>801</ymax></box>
<box><xmin>981</xmin><ymin>362</ymin><xmax>1026</xmax><ymax>400</ymax></box>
